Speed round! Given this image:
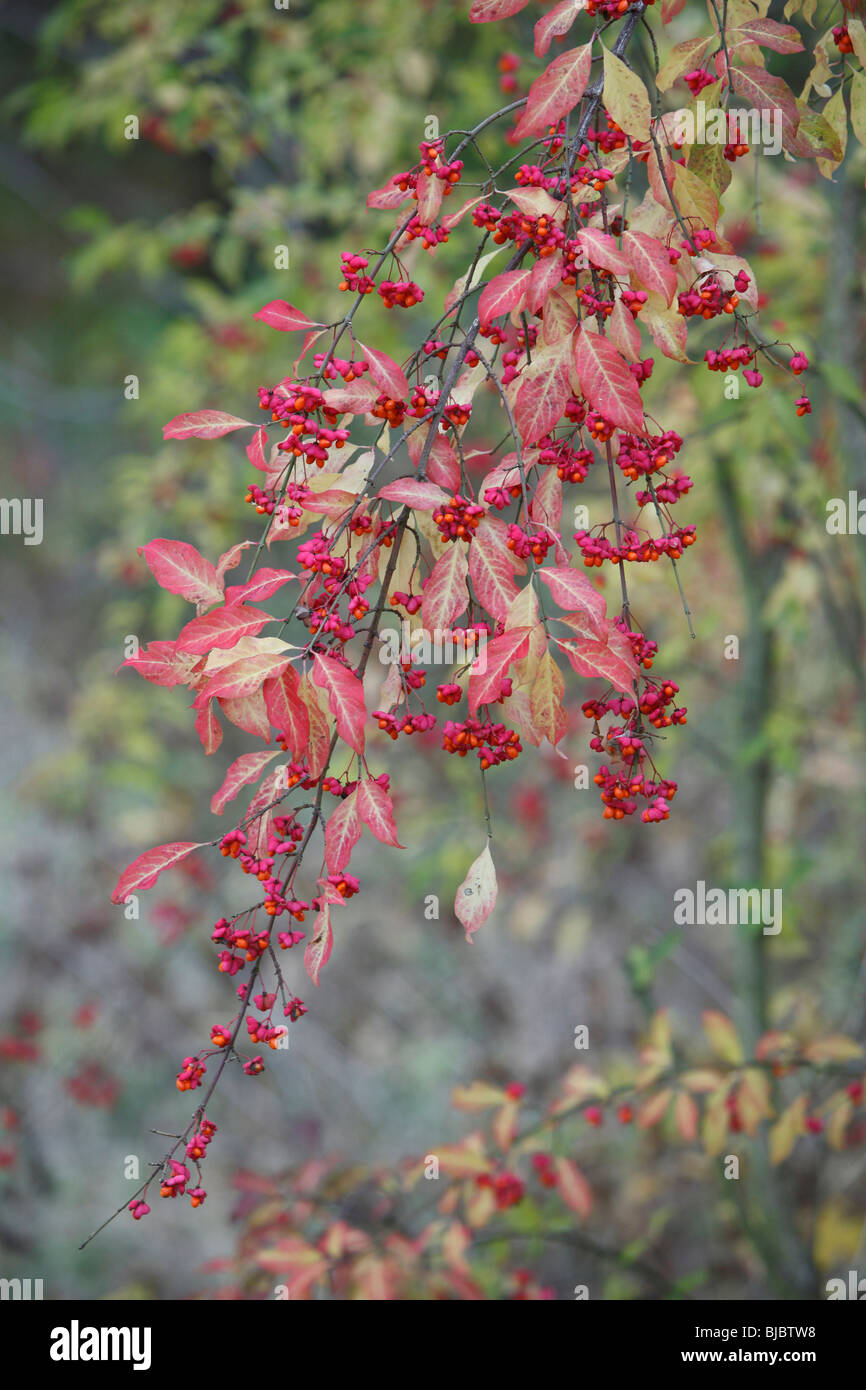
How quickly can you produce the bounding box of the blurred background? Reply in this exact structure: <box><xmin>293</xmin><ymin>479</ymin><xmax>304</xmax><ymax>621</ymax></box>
<box><xmin>0</xmin><ymin>0</ymin><xmax>864</xmax><ymax>1300</ymax></box>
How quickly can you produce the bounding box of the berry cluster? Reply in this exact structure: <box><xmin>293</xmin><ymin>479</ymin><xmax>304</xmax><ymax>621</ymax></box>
<box><xmin>574</xmin><ymin>524</ymin><xmax>696</xmax><ymax>567</ymax></box>
<box><xmin>433</xmin><ymin>494</ymin><xmax>485</xmax><ymax>542</ymax></box>
<box><xmin>378</xmin><ymin>279</ymin><xmax>424</xmax><ymax>309</ymax></box>
<box><xmin>441</xmin><ymin>718</ymin><xmax>522</xmax><ymax>770</ymax></box>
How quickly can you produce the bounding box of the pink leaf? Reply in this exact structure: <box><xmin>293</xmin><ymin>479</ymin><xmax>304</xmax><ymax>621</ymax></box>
<box><xmin>298</xmin><ymin>673</ymin><xmax>332</xmax><ymax>779</ymax></box>
<box><xmin>121</xmin><ymin>640</ymin><xmax>200</xmax><ymax>689</ymax></box>
<box><xmin>215</xmin><ymin>541</ymin><xmax>254</xmax><ymax>582</ymax></box>
<box><xmin>378</xmin><ymin>478</ymin><xmax>450</xmax><ymax>511</ymax></box>
<box><xmin>478</xmin><ymin>268</ymin><xmax>534</xmax><ymax>330</ymax></box>
<box><xmin>253</xmin><ymin>300</ymin><xmax>320</xmax><ymax>333</ymax></box>
<box><xmin>534</xmin><ymin>0</ymin><xmax>587</xmax><ymax>57</ymax></box>
<box><xmin>111</xmin><ymin>841</ymin><xmax>206</xmax><ymax>905</ymax></box>
<box><xmin>454</xmin><ymin>844</ymin><xmax>497</xmax><ymax>941</ymax></box>
<box><xmin>525</xmin><ymin>251</ymin><xmax>567</xmax><ymax>315</ymax></box>
<box><xmin>311</xmin><ymin>654</ymin><xmax>366</xmax><ymax>756</ymax></box>
<box><xmin>553</xmin><ymin>1157</ymin><xmax>593</xmax><ymax>1217</ymax></box>
<box><xmin>263</xmin><ymin>664</ymin><xmax>310</xmax><ymax>759</ymax></box>
<box><xmin>321</xmin><ymin>380</ymin><xmax>380</xmax><ymax>415</ymax></box>
<box><xmin>219</xmin><ymin>690</ymin><xmax>273</xmax><ymax>743</ymax></box>
<box><xmin>422</xmin><ymin>544</ymin><xmax>470</xmax><ymax>632</ymax></box>
<box><xmin>528</xmin><ymin>466</ymin><xmax>562</xmax><ymax>534</ymax></box>
<box><xmin>176</xmin><ymin>605</ymin><xmax>276</xmax><ymax>655</ymax></box>
<box><xmin>577</xmin><ymin>228</ymin><xmax>632</xmax><ymax>277</ymax></box>
<box><xmin>608</xmin><ymin>298</ymin><xmax>642</xmax><ymax>361</ymax></box>
<box><xmin>196</xmin><ymin>653</ymin><xmax>291</xmax><ymax>704</ymax></box>
<box><xmin>469</xmin><ymin>0</ymin><xmax>529</xmax><ymax>19</ymax></box>
<box><xmin>163</xmin><ymin>410</ymin><xmax>254</xmax><ymax>440</ymax></box>
<box><xmin>469</xmin><ymin>516</ymin><xmax>524</xmax><ymax>623</ymax></box>
<box><xmin>324</xmin><ymin>790</ymin><xmax>362</xmax><ymax>874</ymax></box>
<box><xmin>729</xmin><ymin>18</ymin><xmax>804</xmax><ymax>56</ymax></box>
<box><xmin>407</xmin><ymin>429</ymin><xmax>461</xmax><ymax>491</ymax></box>
<box><xmin>415</xmin><ymin>170</ymin><xmax>444</xmax><ymax>225</ymax></box>
<box><xmin>305</xmin><ymin>903</ymin><xmax>334</xmax><ymax>987</ymax></box>
<box><xmin>211</xmin><ymin>751</ymin><xmax>281</xmax><ymax>816</ymax></box>
<box><xmin>356</xmin><ymin>780</ymin><xmax>404</xmax><ymax>849</ymax></box>
<box><xmin>537</xmin><ymin>565</ymin><xmax>607</xmax><ymax>622</ymax></box>
<box><xmin>244</xmin><ymin>766</ymin><xmax>285</xmax><ymax>855</ymax></box>
<box><xmin>367</xmin><ymin>175</ymin><xmax>413</xmax><ymax>210</ymax></box>
<box><xmin>138</xmin><ymin>539</ymin><xmax>224</xmax><ymax>609</ymax></box>
<box><xmin>513</xmin><ymin>43</ymin><xmax>593</xmax><ymax>140</ymax></box>
<box><xmin>223</xmin><ymin>568</ymin><xmax>296</xmax><ymax>606</ymax></box>
<box><xmin>359</xmin><ymin>342</ymin><xmax>409</xmax><ymax>400</ymax></box>
<box><xmin>195</xmin><ymin>703</ymin><xmax>222</xmax><ymax>755</ymax></box>
<box><xmin>440</xmin><ymin>195</ymin><xmax>484</xmax><ymax>231</ymax></box>
<box><xmin>574</xmin><ymin>327</ymin><xmax>645</xmax><ymax>434</ymax></box>
<box><xmin>468</xmin><ymin>627</ymin><xmax>533</xmax><ymax>715</ymax></box>
<box><xmin>514</xmin><ymin>340</ymin><xmax>573</xmax><ymax>444</ymax></box>
<box><xmin>622</xmin><ymin>230</ymin><xmax>678</xmax><ymax>306</ymax></box>
<box><xmin>246</xmin><ymin>427</ymin><xmax>270</xmax><ymax>472</ymax></box>
<box><xmin>557</xmin><ymin>636</ymin><xmax>638</xmax><ymax>691</ymax></box>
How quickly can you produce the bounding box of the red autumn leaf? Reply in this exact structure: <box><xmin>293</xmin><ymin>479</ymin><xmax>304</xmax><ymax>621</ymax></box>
<box><xmin>311</xmin><ymin>654</ymin><xmax>366</xmax><ymax>755</ymax></box>
<box><xmin>253</xmin><ymin>299</ymin><xmax>320</xmax><ymax>333</ymax></box>
<box><xmin>246</xmin><ymin>426</ymin><xmax>270</xmax><ymax>472</ymax></box>
<box><xmin>366</xmin><ymin>175</ymin><xmax>413</xmax><ymax>210</ymax></box>
<box><xmin>469</xmin><ymin>0</ymin><xmax>530</xmax><ymax>21</ymax></box>
<box><xmin>469</xmin><ymin>517</ymin><xmax>525</xmax><ymax>623</ymax></box>
<box><xmin>215</xmin><ymin>541</ymin><xmax>254</xmax><ymax>583</ymax></box>
<box><xmin>195</xmin><ymin>703</ymin><xmax>223</xmax><ymax>755</ymax></box>
<box><xmin>728</xmin><ymin>18</ymin><xmax>804</xmax><ymax>56</ymax></box>
<box><xmin>574</xmin><ymin>327</ymin><xmax>645</xmax><ymax>434</ymax></box>
<box><xmin>409</xmin><ymin>431</ymin><xmax>461</xmax><ymax>492</ymax></box>
<box><xmin>138</xmin><ymin>539</ymin><xmax>224</xmax><ymax>609</ymax></box>
<box><xmin>534</xmin><ymin>0</ymin><xmax>587</xmax><ymax>57</ymax></box>
<box><xmin>478</xmin><ymin>268</ymin><xmax>534</xmax><ymax>330</ymax></box>
<box><xmin>557</xmin><ymin>636</ymin><xmax>638</xmax><ymax>692</ymax></box>
<box><xmin>577</xmin><ymin>228</ymin><xmax>632</xmax><ymax>278</ymax></box>
<box><xmin>305</xmin><ymin>897</ymin><xmax>337</xmax><ymax>986</ymax></box>
<box><xmin>356</xmin><ymin>780</ymin><xmax>404</xmax><ymax>849</ymax></box>
<box><xmin>298</xmin><ymin>672</ymin><xmax>332</xmax><ymax>779</ymax></box>
<box><xmin>525</xmin><ymin>251</ymin><xmax>568</xmax><ymax>315</ymax></box>
<box><xmin>377</xmin><ymin>478</ymin><xmax>450</xmax><ymax>511</ymax></box>
<box><xmin>176</xmin><ymin>605</ymin><xmax>276</xmax><ymax>656</ymax></box>
<box><xmin>415</xmin><ymin>170</ymin><xmax>444</xmax><ymax>225</ymax></box>
<box><xmin>223</xmin><ymin>568</ymin><xmax>296</xmax><ymax>607</ymax></box>
<box><xmin>608</xmin><ymin>298</ymin><xmax>642</xmax><ymax>361</ymax></box>
<box><xmin>468</xmin><ymin>627</ymin><xmax>533</xmax><ymax>715</ymax></box>
<box><xmin>514</xmin><ymin>340</ymin><xmax>574</xmax><ymax>444</ymax></box>
<box><xmin>513</xmin><ymin>43</ymin><xmax>593</xmax><ymax>140</ymax></box>
<box><xmin>111</xmin><ymin>841</ymin><xmax>207</xmax><ymax>905</ymax></box>
<box><xmin>622</xmin><ymin>230</ymin><xmax>678</xmax><ymax>307</ymax></box>
<box><xmin>321</xmin><ymin>380</ymin><xmax>380</xmax><ymax>415</ymax></box>
<box><xmin>324</xmin><ymin>790</ymin><xmax>362</xmax><ymax>874</ymax></box>
<box><xmin>537</xmin><ymin>565</ymin><xmax>607</xmax><ymax>622</ymax></box>
<box><xmin>121</xmin><ymin>640</ymin><xmax>200</xmax><ymax>689</ymax></box>
<box><xmin>195</xmin><ymin>653</ymin><xmax>291</xmax><ymax>704</ymax></box>
<box><xmin>553</xmin><ymin>1157</ymin><xmax>593</xmax><ymax>1218</ymax></box>
<box><xmin>263</xmin><ymin>664</ymin><xmax>310</xmax><ymax>759</ymax></box>
<box><xmin>422</xmin><ymin>544</ymin><xmax>469</xmax><ymax>632</ymax></box>
<box><xmin>358</xmin><ymin>341</ymin><xmax>409</xmax><ymax>400</ymax></box>
<box><xmin>210</xmin><ymin>751</ymin><xmax>281</xmax><ymax>816</ymax></box>
<box><xmin>219</xmin><ymin>690</ymin><xmax>273</xmax><ymax>743</ymax></box>
<box><xmin>162</xmin><ymin>410</ymin><xmax>254</xmax><ymax>440</ymax></box>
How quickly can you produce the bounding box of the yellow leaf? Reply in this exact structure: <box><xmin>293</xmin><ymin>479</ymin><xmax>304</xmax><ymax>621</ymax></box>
<box><xmin>769</xmin><ymin>1095</ymin><xmax>807</xmax><ymax>1165</ymax></box>
<box><xmin>702</xmin><ymin>1010</ymin><xmax>744</xmax><ymax>1066</ymax></box>
<box><xmin>602</xmin><ymin>47</ymin><xmax>651</xmax><ymax>142</ymax></box>
<box><xmin>803</xmin><ymin>1035</ymin><xmax>864</xmax><ymax>1065</ymax></box>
